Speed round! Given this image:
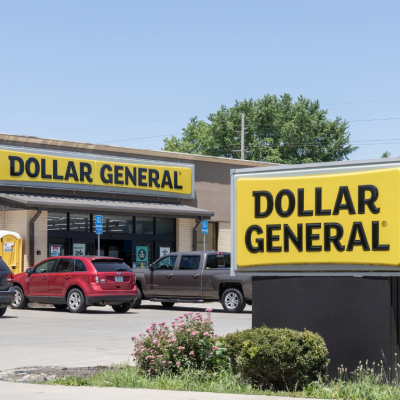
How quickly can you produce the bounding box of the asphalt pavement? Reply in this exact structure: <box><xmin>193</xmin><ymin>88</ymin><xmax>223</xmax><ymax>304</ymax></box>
<box><xmin>0</xmin><ymin>300</ymin><xmax>251</xmax><ymax>370</ymax></box>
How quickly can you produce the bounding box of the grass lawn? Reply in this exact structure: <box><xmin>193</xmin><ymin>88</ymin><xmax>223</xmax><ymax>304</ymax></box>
<box><xmin>44</xmin><ymin>364</ymin><xmax>400</xmax><ymax>400</ymax></box>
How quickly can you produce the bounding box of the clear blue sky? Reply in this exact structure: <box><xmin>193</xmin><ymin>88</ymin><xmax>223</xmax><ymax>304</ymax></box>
<box><xmin>1</xmin><ymin>0</ymin><xmax>399</xmax><ymax>160</ymax></box>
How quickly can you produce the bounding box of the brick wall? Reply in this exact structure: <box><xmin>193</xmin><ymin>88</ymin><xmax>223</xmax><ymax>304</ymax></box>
<box><xmin>31</xmin><ymin>210</ymin><xmax>48</xmax><ymax>266</ymax></box>
<box><xmin>176</xmin><ymin>218</ymin><xmax>195</xmax><ymax>252</ymax></box>
<box><xmin>2</xmin><ymin>209</ymin><xmax>48</xmax><ymax>270</ymax></box>
<box><xmin>218</xmin><ymin>222</ymin><xmax>231</xmax><ymax>252</ymax></box>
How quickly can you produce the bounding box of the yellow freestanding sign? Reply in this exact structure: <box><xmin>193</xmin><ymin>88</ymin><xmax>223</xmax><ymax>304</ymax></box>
<box><xmin>231</xmin><ymin>160</ymin><xmax>400</xmax><ymax>275</ymax></box>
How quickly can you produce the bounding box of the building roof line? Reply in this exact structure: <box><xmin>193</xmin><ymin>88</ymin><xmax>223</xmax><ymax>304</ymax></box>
<box><xmin>0</xmin><ymin>132</ymin><xmax>278</xmax><ymax>167</ymax></box>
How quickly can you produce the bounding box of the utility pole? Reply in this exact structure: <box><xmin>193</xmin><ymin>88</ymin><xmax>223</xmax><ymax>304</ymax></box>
<box><xmin>241</xmin><ymin>112</ymin><xmax>245</xmax><ymax>160</ymax></box>
<box><xmin>232</xmin><ymin>113</ymin><xmax>250</xmax><ymax>159</ymax></box>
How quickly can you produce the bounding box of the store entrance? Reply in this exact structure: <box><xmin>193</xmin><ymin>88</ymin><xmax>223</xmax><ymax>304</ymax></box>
<box><xmin>96</xmin><ymin>239</ymin><xmax>132</xmax><ymax>267</ymax></box>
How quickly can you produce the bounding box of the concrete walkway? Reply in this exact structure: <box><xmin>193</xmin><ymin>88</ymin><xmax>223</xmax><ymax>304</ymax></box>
<box><xmin>0</xmin><ymin>381</ymin><xmax>318</xmax><ymax>400</ymax></box>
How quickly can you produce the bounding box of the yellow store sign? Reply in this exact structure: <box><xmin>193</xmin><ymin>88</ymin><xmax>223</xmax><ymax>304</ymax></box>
<box><xmin>231</xmin><ymin>162</ymin><xmax>400</xmax><ymax>275</ymax></box>
<box><xmin>0</xmin><ymin>146</ymin><xmax>194</xmax><ymax>198</ymax></box>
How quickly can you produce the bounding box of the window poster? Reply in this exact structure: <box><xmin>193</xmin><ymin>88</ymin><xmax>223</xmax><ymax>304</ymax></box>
<box><xmin>136</xmin><ymin>246</ymin><xmax>149</xmax><ymax>267</ymax></box>
<box><xmin>160</xmin><ymin>247</ymin><xmax>171</xmax><ymax>257</ymax></box>
<box><xmin>73</xmin><ymin>243</ymin><xmax>86</xmax><ymax>256</ymax></box>
<box><xmin>50</xmin><ymin>245</ymin><xmax>61</xmax><ymax>257</ymax></box>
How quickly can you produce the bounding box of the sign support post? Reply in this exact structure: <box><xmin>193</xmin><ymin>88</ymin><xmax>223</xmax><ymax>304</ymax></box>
<box><xmin>202</xmin><ymin>221</ymin><xmax>208</xmax><ymax>251</ymax></box>
<box><xmin>95</xmin><ymin>215</ymin><xmax>103</xmax><ymax>256</ymax></box>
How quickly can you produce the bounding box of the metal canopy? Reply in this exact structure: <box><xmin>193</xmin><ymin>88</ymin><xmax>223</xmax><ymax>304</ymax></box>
<box><xmin>0</xmin><ymin>193</ymin><xmax>214</xmax><ymax>219</ymax></box>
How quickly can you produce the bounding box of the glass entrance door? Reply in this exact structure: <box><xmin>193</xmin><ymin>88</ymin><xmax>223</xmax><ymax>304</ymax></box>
<box><xmin>96</xmin><ymin>239</ymin><xmax>132</xmax><ymax>267</ymax></box>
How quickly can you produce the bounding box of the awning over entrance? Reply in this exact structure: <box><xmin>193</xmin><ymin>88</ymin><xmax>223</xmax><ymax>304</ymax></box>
<box><xmin>0</xmin><ymin>193</ymin><xmax>214</xmax><ymax>219</ymax></box>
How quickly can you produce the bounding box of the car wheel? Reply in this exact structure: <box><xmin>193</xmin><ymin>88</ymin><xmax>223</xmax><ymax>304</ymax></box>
<box><xmin>67</xmin><ymin>289</ymin><xmax>87</xmax><ymax>313</ymax></box>
<box><xmin>0</xmin><ymin>307</ymin><xmax>7</xmax><ymax>317</ymax></box>
<box><xmin>53</xmin><ymin>304</ymin><xmax>68</xmax><ymax>310</ymax></box>
<box><xmin>221</xmin><ymin>288</ymin><xmax>246</xmax><ymax>313</ymax></box>
<box><xmin>112</xmin><ymin>303</ymin><xmax>131</xmax><ymax>313</ymax></box>
<box><xmin>161</xmin><ymin>302</ymin><xmax>175</xmax><ymax>308</ymax></box>
<box><xmin>131</xmin><ymin>286</ymin><xmax>142</xmax><ymax>309</ymax></box>
<box><xmin>11</xmin><ymin>286</ymin><xmax>28</xmax><ymax>309</ymax></box>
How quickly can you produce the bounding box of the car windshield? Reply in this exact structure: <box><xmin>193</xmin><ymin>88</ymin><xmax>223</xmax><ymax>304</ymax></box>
<box><xmin>91</xmin><ymin>259</ymin><xmax>131</xmax><ymax>272</ymax></box>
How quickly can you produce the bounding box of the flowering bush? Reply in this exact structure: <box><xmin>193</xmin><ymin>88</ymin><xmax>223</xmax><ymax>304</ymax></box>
<box><xmin>132</xmin><ymin>309</ymin><xmax>227</xmax><ymax>375</ymax></box>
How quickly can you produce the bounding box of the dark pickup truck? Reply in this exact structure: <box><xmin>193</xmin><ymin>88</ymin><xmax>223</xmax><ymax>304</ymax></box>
<box><xmin>132</xmin><ymin>251</ymin><xmax>251</xmax><ymax>313</ymax></box>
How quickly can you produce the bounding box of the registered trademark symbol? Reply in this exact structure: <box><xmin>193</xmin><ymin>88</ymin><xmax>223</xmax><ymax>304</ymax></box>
<box><xmin>382</xmin><ymin>221</ymin><xmax>387</xmax><ymax>227</ymax></box>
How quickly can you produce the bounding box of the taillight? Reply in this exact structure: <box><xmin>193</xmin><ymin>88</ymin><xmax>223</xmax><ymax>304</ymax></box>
<box><xmin>6</xmin><ymin>273</ymin><xmax>14</xmax><ymax>282</ymax></box>
<box><xmin>89</xmin><ymin>275</ymin><xmax>99</xmax><ymax>285</ymax></box>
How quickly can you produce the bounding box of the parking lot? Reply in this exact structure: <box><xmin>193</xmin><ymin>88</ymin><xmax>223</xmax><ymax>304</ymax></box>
<box><xmin>0</xmin><ymin>301</ymin><xmax>251</xmax><ymax>370</ymax></box>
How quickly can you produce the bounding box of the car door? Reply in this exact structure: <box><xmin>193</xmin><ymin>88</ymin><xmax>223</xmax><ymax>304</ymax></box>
<box><xmin>173</xmin><ymin>254</ymin><xmax>202</xmax><ymax>298</ymax></box>
<box><xmin>49</xmin><ymin>258</ymin><xmax>73</xmax><ymax>298</ymax></box>
<box><xmin>27</xmin><ymin>259</ymin><xmax>58</xmax><ymax>299</ymax></box>
<box><xmin>150</xmin><ymin>255</ymin><xmax>177</xmax><ymax>297</ymax></box>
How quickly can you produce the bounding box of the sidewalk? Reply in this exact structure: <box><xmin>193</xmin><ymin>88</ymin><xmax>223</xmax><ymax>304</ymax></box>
<box><xmin>0</xmin><ymin>381</ymin><xmax>320</xmax><ymax>400</ymax></box>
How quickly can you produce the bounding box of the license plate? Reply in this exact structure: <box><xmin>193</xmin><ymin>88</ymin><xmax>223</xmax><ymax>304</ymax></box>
<box><xmin>115</xmin><ymin>276</ymin><xmax>123</xmax><ymax>282</ymax></box>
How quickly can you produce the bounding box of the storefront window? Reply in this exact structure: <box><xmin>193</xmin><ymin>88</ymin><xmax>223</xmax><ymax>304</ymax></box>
<box><xmin>136</xmin><ymin>217</ymin><xmax>154</xmax><ymax>234</ymax></box>
<box><xmin>48</xmin><ymin>212</ymin><xmax>68</xmax><ymax>231</ymax></box>
<box><xmin>156</xmin><ymin>218</ymin><xmax>174</xmax><ymax>236</ymax></box>
<box><xmin>93</xmin><ymin>215</ymin><xmax>133</xmax><ymax>233</ymax></box>
<box><xmin>196</xmin><ymin>221</ymin><xmax>216</xmax><ymax>251</ymax></box>
<box><xmin>70</xmin><ymin>213</ymin><xmax>91</xmax><ymax>232</ymax></box>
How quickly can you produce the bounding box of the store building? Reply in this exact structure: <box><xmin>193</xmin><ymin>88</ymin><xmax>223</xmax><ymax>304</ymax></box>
<box><xmin>0</xmin><ymin>133</ymin><xmax>274</xmax><ymax>273</ymax></box>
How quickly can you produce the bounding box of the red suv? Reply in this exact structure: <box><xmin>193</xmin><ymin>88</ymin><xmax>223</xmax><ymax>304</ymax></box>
<box><xmin>11</xmin><ymin>256</ymin><xmax>137</xmax><ymax>313</ymax></box>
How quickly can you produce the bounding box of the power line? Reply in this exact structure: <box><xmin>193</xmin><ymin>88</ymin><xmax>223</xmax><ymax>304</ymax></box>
<box><xmin>322</xmin><ymin>98</ymin><xmax>400</xmax><ymax>106</ymax></box>
<box><xmin>16</xmin><ymin>116</ymin><xmax>207</xmax><ymax>136</ymax></box>
<box><xmin>97</xmin><ymin>116</ymin><xmax>400</xmax><ymax>144</ymax></box>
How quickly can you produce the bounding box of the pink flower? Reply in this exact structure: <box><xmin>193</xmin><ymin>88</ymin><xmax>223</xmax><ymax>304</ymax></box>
<box><xmin>131</xmin><ymin>336</ymin><xmax>137</xmax><ymax>340</ymax></box>
<box><xmin>176</xmin><ymin>361</ymin><xmax>181</xmax><ymax>367</ymax></box>
<box><xmin>168</xmin><ymin>361</ymin><xmax>172</xmax><ymax>364</ymax></box>
<box><xmin>178</xmin><ymin>346</ymin><xmax>185</xmax><ymax>350</ymax></box>
<box><xmin>189</xmin><ymin>351</ymin><xmax>194</xmax><ymax>356</ymax></box>
<box><xmin>162</xmin><ymin>360</ymin><xmax>166</xmax><ymax>364</ymax></box>
<box><xmin>153</xmin><ymin>339</ymin><xmax>158</xmax><ymax>344</ymax></box>
<box><xmin>148</xmin><ymin>369</ymin><xmax>151</xmax><ymax>372</ymax></box>
<box><xmin>203</xmin><ymin>332</ymin><xmax>209</xmax><ymax>336</ymax></box>
<box><xmin>212</xmin><ymin>346</ymin><xmax>218</xmax><ymax>351</ymax></box>
<box><xmin>191</xmin><ymin>331</ymin><xmax>199</xmax><ymax>336</ymax></box>
<box><xmin>205</xmin><ymin>308</ymin><xmax>213</xmax><ymax>312</ymax></box>
<box><xmin>174</xmin><ymin>317</ymin><xmax>179</xmax><ymax>320</ymax></box>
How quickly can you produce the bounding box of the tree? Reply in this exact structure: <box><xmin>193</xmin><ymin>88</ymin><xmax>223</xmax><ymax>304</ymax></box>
<box><xmin>163</xmin><ymin>94</ymin><xmax>357</xmax><ymax>164</ymax></box>
<box><xmin>381</xmin><ymin>151</ymin><xmax>391</xmax><ymax>158</ymax></box>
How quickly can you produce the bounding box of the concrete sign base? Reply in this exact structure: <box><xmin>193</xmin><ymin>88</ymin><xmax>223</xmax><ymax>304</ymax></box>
<box><xmin>253</xmin><ymin>276</ymin><xmax>399</xmax><ymax>377</ymax></box>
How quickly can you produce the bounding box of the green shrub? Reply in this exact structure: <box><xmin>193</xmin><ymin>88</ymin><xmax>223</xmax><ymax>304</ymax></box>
<box><xmin>225</xmin><ymin>326</ymin><xmax>329</xmax><ymax>390</ymax></box>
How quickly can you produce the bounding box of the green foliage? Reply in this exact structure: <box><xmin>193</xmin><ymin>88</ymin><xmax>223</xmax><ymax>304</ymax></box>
<box><xmin>45</xmin><ymin>362</ymin><xmax>400</xmax><ymax>399</ymax></box>
<box><xmin>131</xmin><ymin>310</ymin><xmax>228</xmax><ymax>375</ymax></box>
<box><xmin>225</xmin><ymin>326</ymin><xmax>329</xmax><ymax>390</ymax></box>
<box><xmin>46</xmin><ymin>365</ymin><xmax>264</xmax><ymax>395</ymax></box>
<box><xmin>381</xmin><ymin>151</ymin><xmax>391</xmax><ymax>158</ymax></box>
<box><xmin>163</xmin><ymin>94</ymin><xmax>356</xmax><ymax>164</ymax></box>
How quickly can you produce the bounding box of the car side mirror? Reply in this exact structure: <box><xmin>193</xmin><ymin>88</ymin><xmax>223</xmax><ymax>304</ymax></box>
<box><xmin>149</xmin><ymin>264</ymin><xmax>155</xmax><ymax>271</ymax></box>
<box><xmin>26</xmin><ymin>268</ymin><xmax>32</xmax><ymax>275</ymax></box>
